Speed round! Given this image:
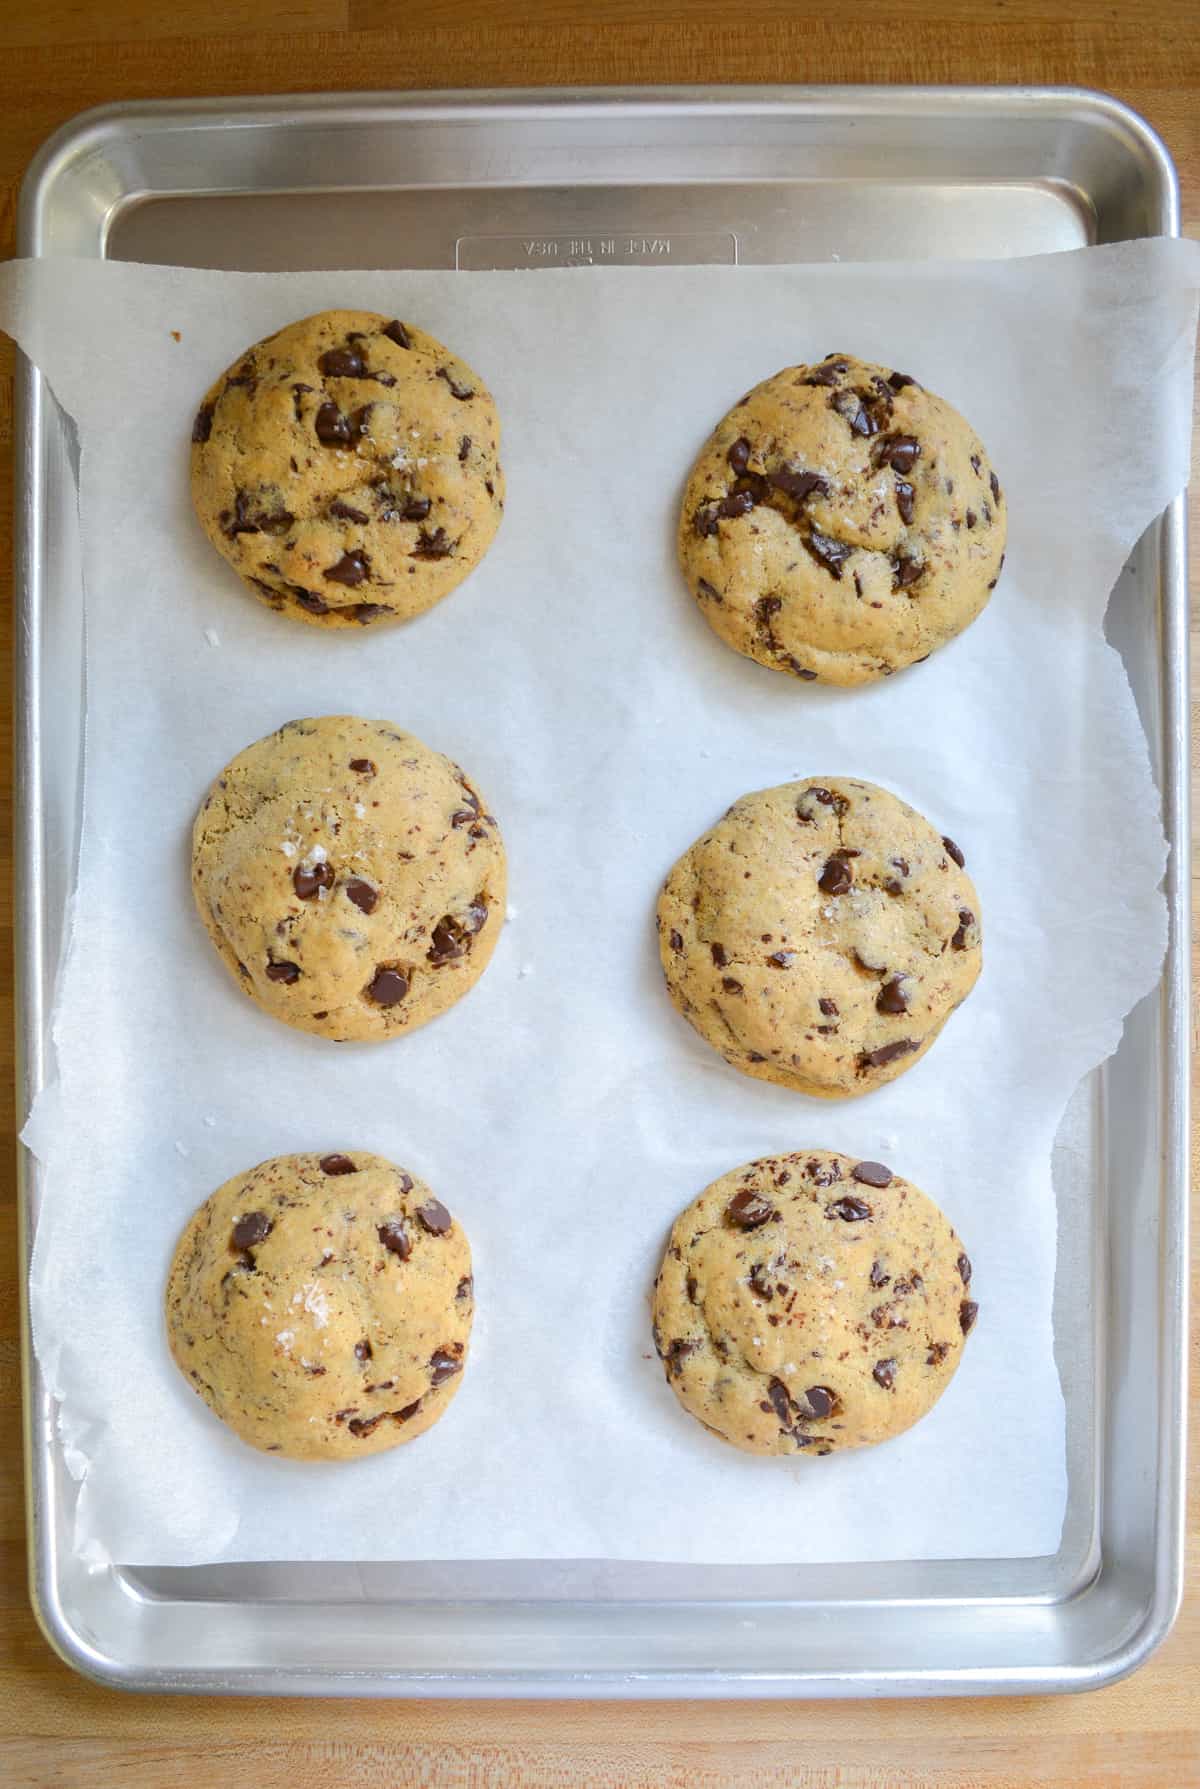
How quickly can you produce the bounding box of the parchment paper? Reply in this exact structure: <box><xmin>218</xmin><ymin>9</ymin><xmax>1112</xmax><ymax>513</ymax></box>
<box><xmin>5</xmin><ymin>241</ymin><xmax>1196</xmax><ymax>1567</ymax></box>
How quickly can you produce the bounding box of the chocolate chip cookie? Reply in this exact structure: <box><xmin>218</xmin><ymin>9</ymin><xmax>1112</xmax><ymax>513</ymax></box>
<box><xmin>190</xmin><ymin>310</ymin><xmax>504</xmax><ymax>628</ymax></box>
<box><xmin>192</xmin><ymin>716</ymin><xmax>506</xmax><ymax>1041</ymax></box>
<box><xmin>652</xmin><ymin>1151</ymin><xmax>976</xmax><ymax>1456</ymax></box>
<box><xmin>679</xmin><ymin>354</ymin><xmax>1005</xmax><ymax>685</ymax></box>
<box><xmin>656</xmin><ymin>776</ymin><xmax>981</xmax><ymax>1096</ymax></box>
<box><xmin>166</xmin><ymin>1151</ymin><xmax>475</xmax><ymax>1460</ymax></box>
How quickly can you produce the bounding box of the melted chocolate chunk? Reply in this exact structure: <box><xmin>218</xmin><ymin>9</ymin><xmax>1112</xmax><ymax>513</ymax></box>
<box><xmin>957</xmin><ymin>1252</ymin><xmax>972</xmax><ymax>1286</ymax></box>
<box><xmin>413</xmin><ymin>526</ymin><xmax>453</xmax><ymax>559</ymax></box>
<box><xmin>951</xmin><ymin>908</ymin><xmax>974</xmax><ymax>951</ymax></box>
<box><xmin>873</xmin><ymin>1358</ymin><xmax>897</xmax><ymax>1390</ymax></box>
<box><xmin>803</xmin><ymin>531</ymin><xmax>854</xmax><ymax>579</ymax></box>
<box><xmin>366</xmin><ymin>966</ymin><xmax>408</xmax><ymax>1006</ymax></box>
<box><xmin>768</xmin><ymin>466</ymin><xmax>829</xmax><ymax>503</ymax></box>
<box><xmin>876</xmin><ymin>975</ymin><xmax>909</xmax><ymax>1015</ymax></box>
<box><xmin>418</xmin><ymin>1198</ymin><xmax>452</xmax><ymax>1235</ymax></box>
<box><xmin>857</xmin><ymin>1038</ymin><xmax>918</xmax><ymax>1072</ymax></box>
<box><xmin>437</xmin><ymin>367</ymin><xmax>475</xmax><ymax>400</ymax></box>
<box><xmin>349</xmin><ymin>758</ymin><xmax>376</xmax><ymax>775</ymax></box>
<box><xmin>319</xmin><ymin>344</ymin><xmax>367</xmax><ymax>378</ymax></box>
<box><xmin>329</xmin><ymin>499</ymin><xmax>370</xmax><ymax>524</ymax></box>
<box><xmin>232</xmin><ymin>1210</ymin><xmax>272</xmax><ymax>1250</ymax></box>
<box><xmin>315</xmin><ymin>401</ymin><xmax>351</xmax><ymax>445</ymax></box>
<box><xmin>319</xmin><ymin>1155</ymin><xmax>356</xmax><ymax>1176</ymax></box>
<box><xmin>874</xmin><ymin>433</ymin><xmax>920</xmax><ymax>473</ymax></box>
<box><xmin>324</xmin><ymin>549</ymin><xmax>370</xmax><ymax>586</ymax></box>
<box><xmin>942</xmin><ymin>835</ymin><xmax>965</xmax><ymax>867</ymax></box>
<box><xmin>895</xmin><ymin>478</ymin><xmax>915</xmax><ymax>525</ymax></box>
<box><xmin>960</xmin><ymin>1300</ymin><xmax>979</xmax><ymax>1334</ymax></box>
<box><xmin>293</xmin><ymin>861</ymin><xmax>334</xmax><ymax>899</ymax></box>
<box><xmin>456</xmin><ymin>1274</ymin><xmax>473</xmax><ymax>1301</ymax></box>
<box><xmin>727</xmin><ymin>436</ymin><xmax>752</xmax><ymax>473</ymax></box>
<box><xmin>819</xmin><ymin>997</ymin><xmax>839</xmax><ymax>1017</ymax></box>
<box><xmin>383</xmin><ymin>319</ymin><xmax>412</xmax><ymax>349</ymax></box>
<box><xmin>265</xmin><ymin>960</ymin><xmax>301</xmax><ymax>984</ymax></box>
<box><xmin>818</xmin><ymin>852</ymin><xmax>855</xmax><ymax>896</ymax></box>
<box><xmin>377</xmin><ymin>1220</ymin><xmax>410</xmax><ymax>1259</ymax></box>
<box><xmin>851</xmin><ymin>1161</ymin><xmax>893</xmax><ymax>1188</ymax></box>
<box><xmin>726</xmin><ymin>1188</ymin><xmax>778</xmax><ymax>1231</ymax></box>
<box><xmin>344</xmin><ymin>878</ymin><xmax>378</xmax><ymax>915</ymax></box>
<box><xmin>430</xmin><ymin>1346</ymin><xmax>464</xmax><ymax>1385</ymax></box>
<box><xmin>826</xmin><ymin>1196</ymin><xmax>872</xmax><ymax>1221</ymax></box>
<box><xmin>192</xmin><ymin>402</ymin><xmax>214</xmax><ymax>444</ymax></box>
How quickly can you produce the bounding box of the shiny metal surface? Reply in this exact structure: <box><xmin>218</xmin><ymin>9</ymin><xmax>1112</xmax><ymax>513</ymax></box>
<box><xmin>14</xmin><ymin>87</ymin><xmax>1188</xmax><ymax>1698</ymax></box>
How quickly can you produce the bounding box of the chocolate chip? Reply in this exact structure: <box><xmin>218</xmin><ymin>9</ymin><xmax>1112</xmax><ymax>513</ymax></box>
<box><xmin>887</xmin><ymin>371</ymin><xmax>917</xmax><ymax>391</ymax></box>
<box><xmin>857</xmin><ymin>1038</ymin><xmax>918</xmax><ymax>1071</ymax></box>
<box><xmin>428</xmin><ymin>916</ymin><xmax>472</xmax><ymax>965</ymax></box>
<box><xmin>960</xmin><ymin>1299</ymin><xmax>979</xmax><ymax>1335</ymax></box>
<box><xmin>344</xmin><ymin>878</ymin><xmax>378</xmax><ymax>915</ymax></box>
<box><xmin>329</xmin><ymin>499</ymin><xmax>370</xmax><ymax>524</ymax></box>
<box><xmin>664</xmin><ymin>1338</ymin><xmax>696</xmax><ymax>1376</ymax></box>
<box><xmin>430</xmin><ymin>1346</ymin><xmax>463</xmax><ymax>1385</ymax></box>
<box><xmin>876</xmin><ymin>976</ymin><xmax>909</xmax><ymax>1015</ymax></box>
<box><xmin>721</xmin><ymin>976</ymin><xmax>744</xmax><ymax>994</ymax></box>
<box><xmin>293</xmin><ymin>861</ymin><xmax>334</xmax><ymax>899</ymax></box>
<box><xmin>803</xmin><ymin>531</ymin><xmax>854</xmax><ymax>579</ymax></box>
<box><xmin>437</xmin><ymin>367</ymin><xmax>474</xmax><ymax>400</ymax></box>
<box><xmin>819</xmin><ymin>997</ymin><xmax>839</xmax><ymax>1016</ymax></box>
<box><xmin>852</xmin><ymin>1161</ymin><xmax>893</xmax><ymax>1188</ymax></box>
<box><xmin>232</xmin><ymin>1210</ymin><xmax>272</xmax><ymax>1250</ymax></box>
<box><xmin>319</xmin><ymin>345</ymin><xmax>367</xmax><ymax>378</ymax></box>
<box><xmin>349</xmin><ymin>603</ymin><xmax>389</xmax><ymax>624</ymax></box>
<box><xmin>799</xmin><ymin>1385</ymin><xmax>836</xmax><ymax>1419</ymax></box>
<box><xmin>808</xmin><ymin>1157</ymin><xmax>842</xmax><ymax>1186</ymax></box>
<box><xmin>895</xmin><ymin>479</ymin><xmax>915</xmax><ymax>524</ymax></box>
<box><xmin>726</xmin><ymin>1188</ymin><xmax>777</xmax><ymax>1230</ymax></box>
<box><xmin>727</xmin><ymin>436</ymin><xmax>752</xmax><ymax>473</ymax></box>
<box><xmin>293</xmin><ymin>590</ymin><xmax>330</xmax><ymax>614</ymax></box>
<box><xmin>832</xmin><ymin>387</ymin><xmax>888</xmax><ymax>437</ymax></box>
<box><xmin>957</xmin><ymin>1252</ymin><xmax>972</xmax><ymax>1286</ymax></box>
<box><xmin>366</xmin><ymin>966</ymin><xmax>408</xmax><ymax>1006</ymax></box>
<box><xmin>748</xmin><ymin>1263</ymin><xmax>774</xmax><ymax>1300</ymax></box>
<box><xmin>870</xmin><ymin>1260</ymin><xmax>890</xmax><ymax>1287</ymax></box>
<box><xmin>355</xmin><ymin>1339</ymin><xmax>373</xmax><ymax>1362</ymax></box>
<box><xmin>413</xmin><ymin>526</ymin><xmax>452</xmax><ymax>559</ymax></box>
<box><xmin>377</xmin><ymin>1220</ymin><xmax>411</xmax><ymax>1259</ymax></box>
<box><xmin>756</xmin><ymin>593</ymin><xmax>782</xmax><ymax>622</ymax></box>
<box><xmin>767</xmin><ymin>951</ymin><xmax>795</xmax><ymax>968</ymax></box>
<box><xmin>874</xmin><ymin>433</ymin><xmax>920</xmax><ymax>473</ymax></box>
<box><xmin>927</xmin><ymin>1341</ymin><xmax>951</xmax><ymax>1366</ymax></box>
<box><xmin>319</xmin><ymin>1154</ymin><xmax>357</xmax><ymax>1176</ymax></box>
<box><xmin>818</xmin><ymin>852</ymin><xmax>854</xmax><ymax>896</ymax></box>
<box><xmin>965</xmin><ymin>509</ymin><xmax>977</xmax><ymax>530</ymax></box>
<box><xmin>891</xmin><ymin>554</ymin><xmax>924</xmax><ymax>591</ymax></box>
<box><xmin>718</xmin><ymin>489</ymin><xmax>756</xmax><ymax>520</ymax></box>
<box><xmin>951</xmin><ymin>908</ymin><xmax>974</xmax><ymax>951</ymax></box>
<box><xmin>990</xmin><ymin>469</ymin><xmax>1001</xmax><ymax>503</ymax></box>
<box><xmin>696</xmin><ymin>577</ymin><xmax>721</xmax><ymax>603</ymax></box>
<box><xmin>265</xmin><ymin>960</ymin><xmax>301</xmax><ymax>983</ymax></box>
<box><xmin>692</xmin><ymin>504</ymin><xmax>719</xmax><ymax>538</ymax></box>
<box><xmin>324</xmin><ymin>549</ymin><xmax>370</xmax><ymax>586</ymax></box>
<box><xmin>800</xmin><ymin>359</ymin><xmax>848</xmax><ymax>387</ymax></box>
<box><xmin>669</xmin><ymin>930</ymin><xmax>683</xmax><ymax>953</ymax></box>
<box><xmin>710</xmin><ymin>942</ymin><xmax>728</xmax><ymax>968</ymax></box>
<box><xmin>768</xmin><ymin>466</ymin><xmax>828</xmax><ymax>503</ymax></box>
<box><xmin>873</xmin><ymin>1358</ymin><xmax>897</xmax><ymax>1390</ymax></box>
<box><xmin>315</xmin><ymin>401</ymin><xmax>351</xmax><ymax>445</ymax></box>
<box><xmin>456</xmin><ymin>1274</ymin><xmax>473</xmax><ymax>1301</ymax></box>
<box><xmin>970</xmin><ymin>453</ymin><xmax>982</xmax><ymax>474</ymax></box>
<box><xmin>192</xmin><ymin>402</ymin><xmax>214</xmax><ymax>444</ymax></box>
<box><xmin>383</xmin><ymin>319</ymin><xmax>412</xmax><ymax>348</ymax></box>
<box><xmin>767</xmin><ymin>1378</ymin><xmax>793</xmax><ymax>1424</ymax></box>
<box><xmin>826</xmin><ymin>1196</ymin><xmax>871</xmax><ymax>1221</ymax></box>
<box><xmin>418</xmin><ymin>1198</ymin><xmax>452</xmax><ymax>1235</ymax></box>
<box><xmin>942</xmin><ymin>835</ymin><xmax>965</xmax><ymax>867</ymax></box>
<box><xmin>349</xmin><ymin>758</ymin><xmax>376</xmax><ymax>776</ymax></box>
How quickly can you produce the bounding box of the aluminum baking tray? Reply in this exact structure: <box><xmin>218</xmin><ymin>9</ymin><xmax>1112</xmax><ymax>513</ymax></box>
<box><xmin>14</xmin><ymin>87</ymin><xmax>1189</xmax><ymax>1698</ymax></box>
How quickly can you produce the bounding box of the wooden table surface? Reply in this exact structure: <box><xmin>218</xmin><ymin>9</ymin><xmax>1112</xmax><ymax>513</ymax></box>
<box><xmin>0</xmin><ymin>3</ymin><xmax>1197</xmax><ymax>1784</ymax></box>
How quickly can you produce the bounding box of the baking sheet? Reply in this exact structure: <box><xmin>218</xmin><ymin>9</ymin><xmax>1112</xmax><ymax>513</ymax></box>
<box><xmin>5</xmin><ymin>240</ymin><xmax>1196</xmax><ymax>1567</ymax></box>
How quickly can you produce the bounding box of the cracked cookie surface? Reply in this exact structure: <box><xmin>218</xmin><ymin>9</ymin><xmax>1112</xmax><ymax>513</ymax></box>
<box><xmin>652</xmin><ymin>1151</ymin><xmax>976</xmax><ymax>1455</ymax></box>
<box><xmin>190</xmin><ymin>309</ymin><xmax>503</xmax><ymax>628</ymax></box>
<box><xmin>166</xmin><ymin>1150</ymin><xmax>474</xmax><ymax>1460</ymax></box>
<box><xmin>656</xmin><ymin>776</ymin><xmax>981</xmax><ymax>1097</ymax></box>
<box><xmin>192</xmin><ymin>715</ymin><xmax>506</xmax><ymax>1042</ymax></box>
<box><xmin>678</xmin><ymin>353</ymin><xmax>1005</xmax><ymax>685</ymax></box>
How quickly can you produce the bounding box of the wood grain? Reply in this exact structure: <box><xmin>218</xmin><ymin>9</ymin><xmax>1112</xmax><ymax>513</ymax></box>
<box><xmin>0</xmin><ymin>3</ymin><xmax>1197</xmax><ymax>1785</ymax></box>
